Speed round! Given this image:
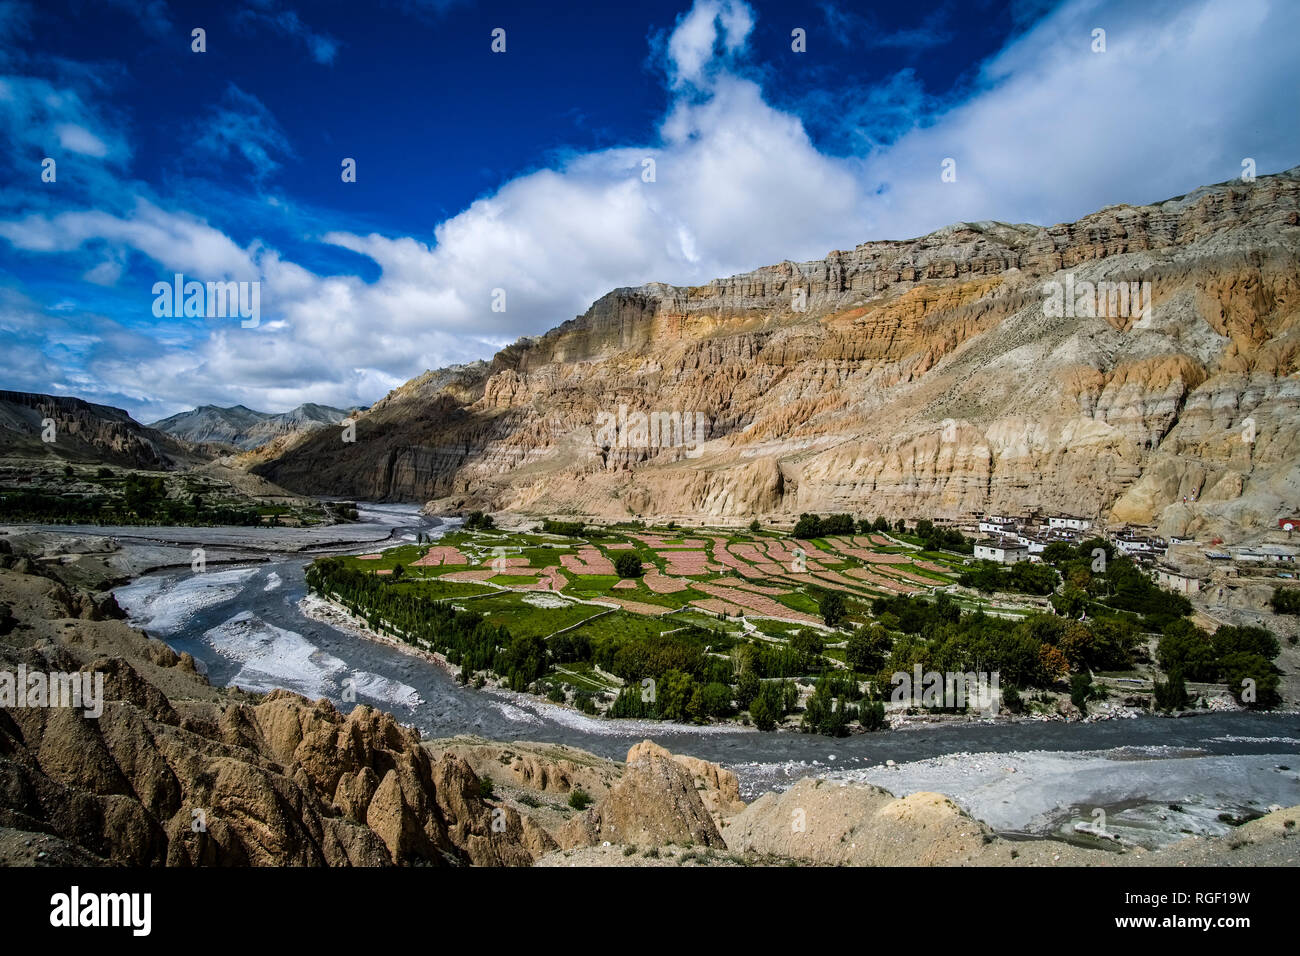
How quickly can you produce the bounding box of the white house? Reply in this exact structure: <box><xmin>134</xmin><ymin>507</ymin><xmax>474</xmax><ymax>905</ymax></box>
<box><xmin>1016</xmin><ymin>535</ymin><xmax>1048</xmax><ymax>555</ymax></box>
<box><xmin>1116</xmin><ymin>535</ymin><xmax>1166</xmax><ymax>557</ymax></box>
<box><xmin>1048</xmin><ymin>515</ymin><xmax>1091</xmax><ymax>532</ymax></box>
<box><xmin>974</xmin><ymin>539</ymin><xmax>1030</xmax><ymax>564</ymax></box>
<box><xmin>978</xmin><ymin>519</ymin><xmax>1018</xmax><ymax>536</ymax></box>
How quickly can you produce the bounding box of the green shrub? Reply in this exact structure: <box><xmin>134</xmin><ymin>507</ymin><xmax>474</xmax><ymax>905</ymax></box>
<box><xmin>1153</xmin><ymin>672</ymin><xmax>1188</xmax><ymax>711</ymax></box>
<box><xmin>614</xmin><ymin>552</ymin><xmax>644</xmax><ymax>578</ymax></box>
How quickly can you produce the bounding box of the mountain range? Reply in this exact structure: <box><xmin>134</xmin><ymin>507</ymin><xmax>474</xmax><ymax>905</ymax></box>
<box><xmin>4</xmin><ymin>170</ymin><xmax>1296</xmax><ymax>544</ymax></box>
<box><xmin>245</xmin><ymin>168</ymin><xmax>1300</xmax><ymax>544</ymax></box>
<box><xmin>150</xmin><ymin>403</ymin><xmax>351</xmax><ymax>451</ymax></box>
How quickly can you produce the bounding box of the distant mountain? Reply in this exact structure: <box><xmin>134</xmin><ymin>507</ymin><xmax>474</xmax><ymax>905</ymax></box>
<box><xmin>0</xmin><ymin>390</ymin><xmax>210</xmax><ymax>469</ymax></box>
<box><xmin>151</xmin><ymin>402</ymin><xmax>350</xmax><ymax>451</ymax></box>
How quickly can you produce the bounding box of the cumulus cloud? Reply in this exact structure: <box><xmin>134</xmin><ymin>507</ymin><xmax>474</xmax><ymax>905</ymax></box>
<box><xmin>2</xmin><ymin>0</ymin><xmax>1299</xmax><ymax>420</ymax></box>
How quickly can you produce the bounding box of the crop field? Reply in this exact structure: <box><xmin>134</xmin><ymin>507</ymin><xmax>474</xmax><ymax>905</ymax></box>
<box><xmin>326</xmin><ymin>521</ymin><xmax>971</xmax><ymax>712</ymax></box>
<box><xmin>334</xmin><ymin>523</ymin><xmax>964</xmax><ymax>629</ymax></box>
<box><xmin>310</xmin><ymin>517</ymin><xmax>1218</xmax><ymax>733</ymax></box>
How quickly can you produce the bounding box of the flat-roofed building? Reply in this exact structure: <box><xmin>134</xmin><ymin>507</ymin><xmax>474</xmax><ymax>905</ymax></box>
<box><xmin>1232</xmin><ymin>545</ymin><xmax>1298</xmax><ymax>564</ymax></box>
<box><xmin>1155</xmin><ymin>564</ymin><xmax>1201</xmax><ymax>595</ymax></box>
<box><xmin>974</xmin><ymin>538</ymin><xmax>1030</xmax><ymax>564</ymax></box>
<box><xmin>1049</xmin><ymin>514</ymin><xmax>1092</xmax><ymax>532</ymax></box>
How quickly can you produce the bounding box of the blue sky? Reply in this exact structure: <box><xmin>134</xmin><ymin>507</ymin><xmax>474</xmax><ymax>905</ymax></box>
<box><xmin>1</xmin><ymin>0</ymin><xmax>1297</xmax><ymax>422</ymax></box>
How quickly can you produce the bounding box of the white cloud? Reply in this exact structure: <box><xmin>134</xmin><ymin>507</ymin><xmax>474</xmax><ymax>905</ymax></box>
<box><xmin>54</xmin><ymin>122</ymin><xmax>109</xmax><ymax>157</ymax></box>
<box><xmin>666</xmin><ymin>0</ymin><xmax>754</xmax><ymax>88</ymax></box>
<box><xmin>2</xmin><ymin>0</ymin><xmax>1299</xmax><ymax>420</ymax></box>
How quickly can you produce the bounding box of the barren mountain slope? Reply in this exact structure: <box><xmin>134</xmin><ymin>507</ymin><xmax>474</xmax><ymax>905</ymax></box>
<box><xmin>253</xmin><ymin>170</ymin><xmax>1300</xmax><ymax>542</ymax></box>
<box><xmin>151</xmin><ymin>403</ymin><xmax>350</xmax><ymax>451</ymax></box>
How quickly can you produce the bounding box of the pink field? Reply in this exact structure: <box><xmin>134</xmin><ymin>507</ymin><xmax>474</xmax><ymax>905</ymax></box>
<box><xmin>842</xmin><ymin>567</ymin><xmax>920</xmax><ymax>593</ymax></box>
<box><xmin>862</xmin><ymin>551</ymin><xmax>913</xmax><ymax>564</ymax></box>
<box><xmin>525</xmin><ymin>567</ymin><xmax>569</xmax><ymax>591</ymax></box>
<box><xmin>710</xmin><ymin>576</ymin><xmax>786</xmax><ymax>595</ymax></box>
<box><xmin>886</xmin><ymin>567</ymin><xmax>938</xmax><ymax>587</ymax></box>
<box><xmin>763</xmin><ymin>540</ymin><xmax>824</xmax><ymax>571</ymax></box>
<box><xmin>661</xmin><ymin>550</ymin><xmax>714</xmax><ymax>575</ymax></box>
<box><xmin>358</xmin><ymin>554</ymin><xmax>382</xmax><ymax>560</ymax></box>
<box><xmin>694</xmin><ymin>581</ymin><xmax>819</xmax><ymax>623</ymax></box>
<box><xmin>600</xmin><ymin>596</ymin><xmax>671</xmax><ymax>616</ymax></box>
<box><xmin>691</xmin><ymin>598</ymin><xmax>748</xmax><ymax>618</ymax></box>
<box><xmin>605</xmin><ymin>543</ymin><xmax>634</xmax><ymax>550</ymax></box>
<box><xmin>710</xmin><ymin>541</ymin><xmax>765</xmax><ymax>578</ymax></box>
<box><xmin>729</xmin><ymin>542</ymin><xmax>765</xmax><ymax>563</ymax></box>
<box><xmin>809</xmin><ymin>569</ymin><xmax>867</xmax><ymax>588</ymax></box>
<box><xmin>560</xmin><ymin>546</ymin><xmax>616</xmax><ymax>575</ymax></box>
<box><xmin>411</xmin><ymin>546</ymin><xmax>468</xmax><ymax>567</ymax></box>
<box><xmin>612</xmin><ymin>579</ymin><xmax>636</xmax><ymax>589</ymax></box>
<box><xmin>643</xmin><ymin>572</ymin><xmax>689</xmax><ymax>594</ymax></box>
<box><xmin>375</xmin><ymin>568</ymin><xmax>392</xmax><ymax>575</ymax></box>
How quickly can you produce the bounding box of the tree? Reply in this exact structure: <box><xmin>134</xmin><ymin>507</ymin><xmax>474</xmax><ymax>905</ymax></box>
<box><xmin>1069</xmin><ymin>673</ymin><xmax>1093</xmax><ymax>713</ymax></box>
<box><xmin>1153</xmin><ymin>672</ymin><xmax>1188</xmax><ymax>711</ymax></box>
<box><xmin>1038</xmin><ymin>644</ymin><xmax>1070</xmax><ymax>685</ymax></box>
<box><xmin>735</xmin><ymin>668</ymin><xmax>760</xmax><ymax>708</ymax></box>
<box><xmin>790</xmin><ymin>629</ymin><xmax>826</xmax><ymax>670</ymax></box>
<box><xmin>1219</xmin><ymin>652</ymin><xmax>1281</xmax><ymax>708</ymax></box>
<box><xmin>1211</xmin><ymin>625</ymin><xmax>1280</xmax><ymax>662</ymax></box>
<box><xmin>859</xmin><ymin>700</ymin><xmax>886</xmax><ymax>730</ymax></box>
<box><xmin>614</xmin><ymin>552</ymin><xmax>644</xmax><ymax>578</ymax></box>
<box><xmin>1042</xmin><ymin>542</ymin><xmax>1077</xmax><ymax>565</ymax></box>
<box><xmin>748</xmin><ymin>519</ymin><xmax>760</xmax><ymax>533</ymax></box>
<box><xmin>749</xmin><ymin>692</ymin><xmax>776</xmax><ymax>731</ymax></box>
<box><xmin>1270</xmin><ymin>587</ymin><xmax>1300</xmax><ymax>615</ymax></box>
<box><xmin>819</xmin><ymin>591</ymin><xmax>846</xmax><ymax>629</ymax></box>
<box><xmin>690</xmin><ymin>682</ymin><xmax>734</xmax><ymax>720</ymax></box>
<box><xmin>846</xmin><ymin>623</ymin><xmax>892</xmax><ymax>672</ymax></box>
<box><xmin>792</xmin><ymin>513</ymin><xmax>823</xmax><ymax>538</ymax></box>
<box><xmin>656</xmin><ymin>669</ymin><xmax>695</xmax><ymax>720</ymax></box>
<box><xmin>500</xmin><ymin>633</ymin><xmax>549</xmax><ymax>691</ymax></box>
<box><xmin>822</xmin><ymin>513</ymin><xmax>855</xmax><ymax>535</ymax></box>
<box><xmin>1157</xmin><ymin>620</ymin><xmax>1217</xmax><ymax>682</ymax></box>
<box><xmin>390</xmin><ymin>563</ymin><xmax>405</xmax><ymax>580</ymax></box>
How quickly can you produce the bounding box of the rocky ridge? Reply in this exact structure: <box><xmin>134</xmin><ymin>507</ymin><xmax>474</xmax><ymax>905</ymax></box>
<box><xmin>252</xmin><ymin>170</ymin><xmax>1300</xmax><ymax>543</ymax></box>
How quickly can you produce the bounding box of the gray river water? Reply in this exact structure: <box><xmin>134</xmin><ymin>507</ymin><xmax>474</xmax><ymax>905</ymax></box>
<box><xmin>99</xmin><ymin>504</ymin><xmax>1300</xmax><ymax>840</ymax></box>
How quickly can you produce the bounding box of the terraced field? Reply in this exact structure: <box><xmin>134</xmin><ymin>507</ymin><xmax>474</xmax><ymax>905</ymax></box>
<box><xmin>330</xmin><ymin>523</ymin><xmax>969</xmax><ymax>700</ymax></box>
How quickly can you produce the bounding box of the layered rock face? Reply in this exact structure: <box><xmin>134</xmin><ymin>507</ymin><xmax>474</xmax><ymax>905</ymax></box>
<box><xmin>0</xmin><ymin>561</ymin><xmax>539</xmax><ymax>866</ymax></box>
<box><xmin>254</xmin><ymin>170</ymin><xmax>1300</xmax><ymax>542</ymax></box>
<box><xmin>0</xmin><ymin>390</ymin><xmax>208</xmax><ymax>469</ymax></box>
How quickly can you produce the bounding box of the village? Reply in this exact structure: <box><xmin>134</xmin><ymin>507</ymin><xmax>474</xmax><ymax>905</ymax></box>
<box><xmin>950</xmin><ymin>508</ymin><xmax>1298</xmax><ymax>604</ymax></box>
